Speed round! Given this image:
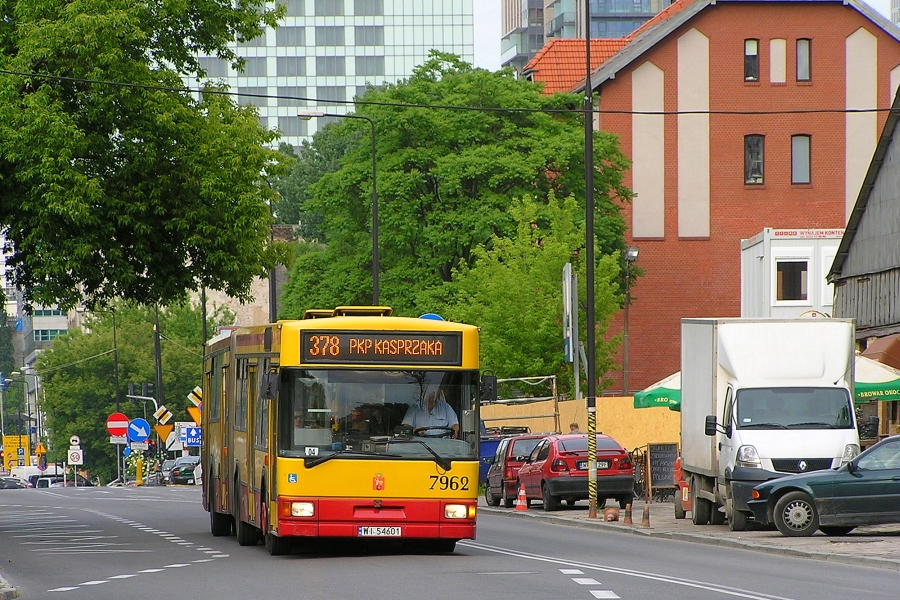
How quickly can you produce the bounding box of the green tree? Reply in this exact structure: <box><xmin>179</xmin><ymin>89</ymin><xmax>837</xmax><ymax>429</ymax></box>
<box><xmin>0</xmin><ymin>0</ymin><xmax>287</xmax><ymax>311</ymax></box>
<box><xmin>425</xmin><ymin>194</ymin><xmax>622</xmax><ymax>394</ymax></box>
<box><xmin>278</xmin><ymin>51</ymin><xmax>632</xmax><ymax>318</ymax></box>
<box><xmin>35</xmin><ymin>302</ymin><xmax>233</xmax><ymax>482</ymax></box>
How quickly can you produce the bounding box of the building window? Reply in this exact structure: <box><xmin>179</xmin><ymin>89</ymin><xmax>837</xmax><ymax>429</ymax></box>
<box><xmin>315</xmin><ymin>0</ymin><xmax>344</xmax><ymax>16</ymax></box>
<box><xmin>745</xmin><ymin>39</ymin><xmax>759</xmax><ymax>81</ymax></box>
<box><xmin>354</xmin><ymin>0</ymin><xmax>383</xmax><ymax>16</ymax></box>
<box><xmin>33</xmin><ymin>308</ymin><xmax>65</xmax><ymax>317</ymax></box>
<box><xmin>199</xmin><ymin>57</ymin><xmax>229</xmax><ymax>78</ymax></box>
<box><xmin>238</xmin><ymin>32</ymin><xmax>266</xmax><ymax>47</ymax></box>
<box><xmin>355</xmin><ymin>56</ymin><xmax>385</xmax><ymax>77</ymax></box>
<box><xmin>284</xmin><ymin>0</ymin><xmax>304</xmax><ymax>16</ymax></box>
<box><xmin>236</xmin><ymin>87</ymin><xmax>267</xmax><ymax>107</ymax></box>
<box><xmin>277</xmin><ymin>86</ymin><xmax>307</xmax><ymax>107</ymax></box>
<box><xmin>796</xmin><ymin>38</ymin><xmax>811</xmax><ymax>81</ymax></box>
<box><xmin>316</xmin><ymin>57</ymin><xmax>346</xmax><ymax>76</ymax></box>
<box><xmin>744</xmin><ymin>135</ymin><xmax>764</xmax><ymax>184</ymax></box>
<box><xmin>33</xmin><ymin>329</ymin><xmax>66</xmax><ymax>342</ymax></box>
<box><xmin>791</xmin><ymin>134</ymin><xmax>811</xmax><ymax>184</ymax></box>
<box><xmin>355</xmin><ymin>26</ymin><xmax>384</xmax><ymax>46</ymax></box>
<box><xmin>278</xmin><ymin>116</ymin><xmax>309</xmax><ymax>137</ymax></box>
<box><xmin>241</xmin><ymin>57</ymin><xmax>267</xmax><ymax>77</ymax></box>
<box><xmin>315</xmin><ymin>26</ymin><xmax>345</xmax><ymax>46</ymax></box>
<box><xmin>776</xmin><ymin>260</ymin><xmax>808</xmax><ymax>301</ymax></box>
<box><xmin>276</xmin><ymin>27</ymin><xmax>305</xmax><ymax>47</ymax></box>
<box><xmin>277</xmin><ymin>57</ymin><xmax>306</xmax><ymax>77</ymax></box>
<box><xmin>316</xmin><ymin>86</ymin><xmax>347</xmax><ymax>103</ymax></box>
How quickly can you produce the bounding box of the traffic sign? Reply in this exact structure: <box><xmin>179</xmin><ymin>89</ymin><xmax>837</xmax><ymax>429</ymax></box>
<box><xmin>127</xmin><ymin>418</ymin><xmax>151</xmax><ymax>442</ymax></box>
<box><xmin>188</xmin><ymin>386</ymin><xmax>202</xmax><ymax>407</ymax></box>
<box><xmin>107</xmin><ymin>412</ymin><xmax>130</xmax><ymax>437</ymax></box>
<box><xmin>184</xmin><ymin>426</ymin><xmax>202</xmax><ymax>447</ymax></box>
<box><xmin>187</xmin><ymin>405</ymin><xmax>202</xmax><ymax>425</ymax></box>
<box><xmin>69</xmin><ymin>435</ymin><xmax>80</xmax><ymax>447</ymax></box>
<box><xmin>68</xmin><ymin>449</ymin><xmax>83</xmax><ymax>465</ymax></box>
<box><xmin>35</xmin><ymin>442</ymin><xmax>46</xmax><ymax>455</ymax></box>
<box><xmin>122</xmin><ymin>447</ymin><xmax>132</xmax><ymax>457</ymax></box>
<box><xmin>154</xmin><ymin>424</ymin><xmax>174</xmax><ymax>442</ymax></box>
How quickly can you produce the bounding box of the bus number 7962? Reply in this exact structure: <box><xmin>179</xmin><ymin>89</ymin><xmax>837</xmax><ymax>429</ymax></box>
<box><xmin>429</xmin><ymin>475</ymin><xmax>469</xmax><ymax>491</ymax></box>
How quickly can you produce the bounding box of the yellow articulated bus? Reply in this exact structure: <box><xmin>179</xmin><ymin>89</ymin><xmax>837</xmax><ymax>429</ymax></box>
<box><xmin>201</xmin><ymin>306</ymin><xmax>497</xmax><ymax>555</ymax></box>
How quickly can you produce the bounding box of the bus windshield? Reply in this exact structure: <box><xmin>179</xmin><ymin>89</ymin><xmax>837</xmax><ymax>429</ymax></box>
<box><xmin>278</xmin><ymin>368</ymin><xmax>477</xmax><ymax>461</ymax></box>
<box><xmin>735</xmin><ymin>387</ymin><xmax>854</xmax><ymax>430</ymax></box>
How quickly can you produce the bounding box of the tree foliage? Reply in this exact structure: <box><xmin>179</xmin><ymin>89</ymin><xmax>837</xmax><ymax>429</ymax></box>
<box><xmin>278</xmin><ymin>52</ymin><xmax>632</xmax><ymax>318</ymax></box>
<box><xmin>0</xmin><ymin>0</ymin><xmax>287</xmax><ymax>311</ymax></box>
<box><xmin>35</xmin><ymin>302</ymin><xmax>233</xmax><ymax>481</ymax></box>
<box><xmin>424</xmin><ymin>194</ymin><xmax>622</xmax><ymax>391</ymax></box>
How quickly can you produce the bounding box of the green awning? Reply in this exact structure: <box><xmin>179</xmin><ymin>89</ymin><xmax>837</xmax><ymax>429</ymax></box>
<box><xmin>633</xmin><ymin>372</ymin><xmax>680</xmax><ymax>410</ymax></box>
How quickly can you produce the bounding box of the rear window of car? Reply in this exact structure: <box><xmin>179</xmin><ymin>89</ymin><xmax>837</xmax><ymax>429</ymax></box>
<box><xmin>510</xmin><ymin>438</ymin><xmax>541</xmax><ymax>458</ymax></box>
<box><xmin>558</xmin><ymin>437</ymin><xmax>622</xmax><ymax>452</ymax></box>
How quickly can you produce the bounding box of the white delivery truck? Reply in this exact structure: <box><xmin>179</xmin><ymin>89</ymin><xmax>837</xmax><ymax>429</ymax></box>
<box><xmin>681</xmin><ymin>318</ymin><xmax>873</xmax><ymax>531</ymax></box>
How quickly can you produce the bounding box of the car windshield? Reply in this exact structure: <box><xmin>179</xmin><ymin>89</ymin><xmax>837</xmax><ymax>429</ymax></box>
<box><xmin>736</xmin><ymin>387</ymin><xmax>854</xmax><ymax>429</ymax></box>
<box><xmin>277</xmin><ymin>367</ymin><xmax>478</xmax><ymax>461</ymax></box>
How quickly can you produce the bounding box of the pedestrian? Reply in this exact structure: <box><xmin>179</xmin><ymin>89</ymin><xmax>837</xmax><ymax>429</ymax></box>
<box><xmin>569</xmin><ymin>422</ymin><xmax>583</xmax><ymax>433</ymax></box>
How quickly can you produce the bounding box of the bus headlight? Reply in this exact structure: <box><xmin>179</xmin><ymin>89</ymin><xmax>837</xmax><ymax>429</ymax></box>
<box><xmin>444</xmin><ymin>504</ymin><xmax>474</xmax><ymax>519</ymax></box>
<box><xmin>290</xmin><ymin>502</ymin><xmax>315</xmax><ymax>517</ymax></box>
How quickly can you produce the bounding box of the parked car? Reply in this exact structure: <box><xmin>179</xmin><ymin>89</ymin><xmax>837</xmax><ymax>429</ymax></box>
<box><xmin>516</xmin><ymin>433</ymin><xmax>634</xmax><ymax>511</ymax></box>
<box><xmin>168</xmin><ymin>455</ymin><xmax>200</xmax><ymax>485</ymax></box>
<box><xmin>484</xmin><ymin>434</ymin><xmax>545</xmax><ymax>508</ymax></box>
<box><xmin>0</xmin><ymin>476</ymin><xmax>30</xmax><ymax>489</ymax></box>
<box><xmin>161</xmin><ymin>459</ymin><xmax>176</xmax><ymax>481</ymax></box>
<box><xmin>748</xmin><ymin>434</ymin><xmax>900</xmax><ymax>537</ymax></box>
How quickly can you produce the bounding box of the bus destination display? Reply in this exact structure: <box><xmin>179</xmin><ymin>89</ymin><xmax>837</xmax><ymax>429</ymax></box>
<box><xmin>301</xmin><ymin>331</ymin><xmax>462</xmax><ymax>366</ymax></box>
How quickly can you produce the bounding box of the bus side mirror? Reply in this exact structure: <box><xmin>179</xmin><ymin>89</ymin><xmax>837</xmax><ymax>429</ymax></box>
<box><xmin>480</xmin><ymin>374</ymin><xmax>497</xmax><ymax>402</ymax></box>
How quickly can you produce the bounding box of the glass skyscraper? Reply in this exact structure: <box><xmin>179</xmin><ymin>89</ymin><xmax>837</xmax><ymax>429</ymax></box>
<box><xmin>194</xmin><ymin>0</ymin><xmax>474</xmax><ymax>149</ymax></box>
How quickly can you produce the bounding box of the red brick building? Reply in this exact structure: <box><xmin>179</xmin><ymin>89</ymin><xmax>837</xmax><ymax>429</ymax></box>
<box><xmin>525</xmin><ymin>0</ymin><xmax>900</xmax><ymax>395</ymax></box>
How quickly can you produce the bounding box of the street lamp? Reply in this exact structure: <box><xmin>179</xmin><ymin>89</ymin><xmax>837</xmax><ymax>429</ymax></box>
<box><xmin>298</xmin><ymin>110</ymin><xmax>379</xmax><ymax>305</ymax></box>
<box><xmin>623</xmin><ymin>246</ymin><xmax>640</xmax><ymax>394</ymax></box>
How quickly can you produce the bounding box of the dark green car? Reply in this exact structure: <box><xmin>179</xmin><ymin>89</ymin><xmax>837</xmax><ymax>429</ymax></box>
<box><xmin>748</xmin><ymin>435</ymin><xmax>900</xmax><ymax>536</ymax></box>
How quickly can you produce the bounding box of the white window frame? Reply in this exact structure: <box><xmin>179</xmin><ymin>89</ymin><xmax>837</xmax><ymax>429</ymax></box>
<box><xmin>771</xmin><ymin>247</ymin><xmax>813</xmax><ymax>307</ymax></box>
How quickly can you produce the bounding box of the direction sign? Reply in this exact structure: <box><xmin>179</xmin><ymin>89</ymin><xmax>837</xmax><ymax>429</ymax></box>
<box><xmin>127</xmin><ymin>417</ymin><xmax>151</xmax><ymax>443</ymax></box>
<box><xmin>107</xmin><ymin>412</ymin><xmax>130</xmax><ymax>437</ymax></box>
<box><xmin>184</xmin><ymin>426</ymin><xmax>202</xmax><ymax>447</ymax></box>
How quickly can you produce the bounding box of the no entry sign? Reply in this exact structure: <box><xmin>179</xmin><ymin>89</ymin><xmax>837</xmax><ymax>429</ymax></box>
<box><xmin>107</xmin><ymin>412</ymin><xmax>129</xmax><ymax>437</ymax></box>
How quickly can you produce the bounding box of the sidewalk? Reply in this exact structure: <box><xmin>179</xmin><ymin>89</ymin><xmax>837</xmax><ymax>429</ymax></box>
<box><xmin>480</xmin><ymin>498</ymin><xmax>900</xmax><ymax>570</ymax></box>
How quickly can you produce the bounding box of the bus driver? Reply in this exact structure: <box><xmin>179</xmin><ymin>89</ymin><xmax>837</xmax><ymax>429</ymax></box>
<box><xmin>402</xmin><ymin>390</ymin><xmax>459</xmax><ymax>438</ymax></box>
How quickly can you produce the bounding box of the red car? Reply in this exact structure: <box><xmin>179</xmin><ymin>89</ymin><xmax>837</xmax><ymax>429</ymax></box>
<box><xmin>484</xmin><ymin>434</ymin><xmax>545</xmax><ymax>508</ymax></box>
<box><xmin>516</xmin><ymin>433</ymin><xmax>634</xmax><ymax>511</ymax></box>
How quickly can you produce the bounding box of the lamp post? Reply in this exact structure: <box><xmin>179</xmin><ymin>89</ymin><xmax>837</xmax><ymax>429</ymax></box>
<box><xmin>623</xmin><ymin>246</ymin><xmax>640</xmax><ymax>394</ymax></box>
<box><xmin>298</xmin><ymin>110</ymin><xmax>379</xmax><ymax>305</ymax></box>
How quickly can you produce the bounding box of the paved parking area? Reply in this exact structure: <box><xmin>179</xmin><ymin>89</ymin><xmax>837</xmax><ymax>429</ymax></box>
<box><xmin>480</xmin><ymin>498</ymin><xmax>900</xmax><ymax>570</ymax></box>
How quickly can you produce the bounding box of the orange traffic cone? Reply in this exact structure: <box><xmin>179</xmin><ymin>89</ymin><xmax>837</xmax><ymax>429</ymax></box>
<box><xmin>515</xmin><ymin>483</ymin><xmax>528</xmax><ymax>512</ymax></box>
<box><xmin>640</xmin><ymin>504</ymin><xmax>651</xmax><ymax>528</ymax></box>
<box><xmin>623</xmin><ymin>504</ymin><xmax>633</xmax><ymax>526</ymax></box>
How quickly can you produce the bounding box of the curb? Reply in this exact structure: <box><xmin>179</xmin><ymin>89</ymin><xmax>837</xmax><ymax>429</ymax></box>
<box><xmin>481</xmin><ymin>506</ymin><xmax>900</xmax><ymax>572</ymax></box>
<box><xmin>0</xmin><ymin>577</ymin><xmax>17</xmax><ymax>600</ymax></box>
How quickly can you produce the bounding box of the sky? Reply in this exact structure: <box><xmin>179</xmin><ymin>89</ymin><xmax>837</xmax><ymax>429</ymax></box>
<box><xmin>471</xmin><ymin>0</ymin><xmax>894</xmax><ymax>72</ymax></box>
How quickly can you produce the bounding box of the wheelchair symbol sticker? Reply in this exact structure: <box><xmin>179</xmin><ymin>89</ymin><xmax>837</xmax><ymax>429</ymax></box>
<box><xmin>288</xmin><ymin>473</ymin><xmax>298</xmax><ymax>484</ymax></box>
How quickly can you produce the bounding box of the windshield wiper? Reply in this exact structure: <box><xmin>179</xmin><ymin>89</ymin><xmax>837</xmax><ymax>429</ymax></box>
<box><xmin>387</xmin><ymin>440</ymin><xmax>453</xmax><ymax>470</ymax></box>
<box><xmin>304</xmin><ymin>449</ymin><xmax>400</xmax><ymax>468</ymax></box>
<box><xmin>787</xmin><ymin>421</ymin><xmax>836</xmax><ymax>429</ymax></box>
<box><xmin>740</xmin><ymin>422</ymin><xmax>788</xmax><ymax>429</ymax></box>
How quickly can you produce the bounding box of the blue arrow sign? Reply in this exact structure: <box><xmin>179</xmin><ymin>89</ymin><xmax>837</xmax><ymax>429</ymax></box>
<box><xmin>122</xmin><ymin>447</ymin><xmax>132</xmax><ymax>457</ymax></box>
<box><xmin>185</xmin><ymin>427</ymin><xmax>202</xmax><ymax>447</ymax></box>
<box><xmin>127</xmin><ymin>418</ymin><xmax>151</xmax><ymax>442</ymax></box>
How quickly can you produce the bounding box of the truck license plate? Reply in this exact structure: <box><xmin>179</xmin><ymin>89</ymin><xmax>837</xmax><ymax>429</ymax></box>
<box><xmin>358</xmin><ymin>526</ymin><xmax>401</xmax><ymax>537</ymax></box>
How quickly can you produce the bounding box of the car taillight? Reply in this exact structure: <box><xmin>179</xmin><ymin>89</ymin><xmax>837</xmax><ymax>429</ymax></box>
<box><xmin>505</xmin><ymin>467</ymin><xmax>515</xmax><ymax>479</ymax></box>
<box><xmin>619</xmin><ymin>456</ymin><xmax>632</xmax><ymax>470</ymax></box>
<box><xmin>551</xmin><ymin>459</ymin><xmax>568</xmax><ymax>472</ymax></box>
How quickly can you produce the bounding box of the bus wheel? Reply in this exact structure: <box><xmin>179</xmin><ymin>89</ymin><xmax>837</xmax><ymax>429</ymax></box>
<box><xmin>236</xmin><ymin>489</ymin><xmax>258</xmax><ymax>546</ymax></box>
<box><xmin>209</xmin><ymin>488</ymin><xmax>231</xmax><ymax>537</ymax></box>
<box><xmin>433</xmin><ymin>539</ymin><xmax>457</xmax><ymax>553</ymax></box>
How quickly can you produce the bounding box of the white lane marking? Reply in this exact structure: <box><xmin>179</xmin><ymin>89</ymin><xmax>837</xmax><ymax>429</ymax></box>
<box><xmin>461</xmin><ymin>541</ymin><xmax>797</xmax><ymax>600</ymax></box>
<box><xmin>193</xmin><ymin>559</ymin><xmax>215</xmax><ymax>563</ymax></box>
<box><xmin>139</xmin><ymin>569</ymin><xmax>165</xmax><ymax>573</ymax></box>
<box><xmin>109</xmin><ymin>574</ymin><xmax>138</xmax><ymax>579</ymax></box>
<box><xmin>560</xmin><ymin>569</ymin><xmax>584</xmax><ymax>574</ymax></box>
<box><xmin>478</xmin><ymin>571</ymin><xmax>540</xmax><ymax>575</ymax></box>
<box><xmin>573</xmin><ymin>578</ymin><xmax>601</xmax><ymax>585</ymax></box>
<box><xmin>79</xmin><ymin>580</ymin><xmax>108</xmax><ymax>586</ymax></box>
<box><xmin>590</xmin><ymin>592</ymin><xmax>620</xmax><ymax>599</ymax></box>
<box><xmin>48</xmin><ymin>587</ymin><xmax>79</xmax><ymax>592</ymax></box>
<box><xmin>164</xmin><ymin>563</ymin><xmax>191</xmax><ymax>568</ymax></box>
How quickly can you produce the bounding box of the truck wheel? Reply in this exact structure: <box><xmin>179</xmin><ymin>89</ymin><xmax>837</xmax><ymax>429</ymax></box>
<box><xmin>710</xmin><ymin>504</ymin><xmax>726</xmax><ymax>525</ymax></box>
<box><xmin>773</xmin><ymin>491</ymin><xmax>819</xmax><ymax>537</ymax></box>
<box><xmin>729</xmin><ymin>507</ymin><xmax>748</xmax><ymax>531</ymax></box>
<box><xmin>691</xmin><ymin>477</ymin><xmax>711</xmax><ymax>525</ymax></box>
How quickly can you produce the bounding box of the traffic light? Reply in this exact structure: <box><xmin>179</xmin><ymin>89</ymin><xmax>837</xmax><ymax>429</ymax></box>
<box><xmin>142</xmin><ymin>382</ymin><xmax>155</xmax><ymax>398</ymax></box>
<box><xmin>128</xmin><ymin>382</ymin><xmax>136</xmax><ymax>396</ymax></box>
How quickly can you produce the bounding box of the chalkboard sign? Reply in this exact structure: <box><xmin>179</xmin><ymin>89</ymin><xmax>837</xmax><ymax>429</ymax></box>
<box><xmin>648</xmin><ymin>443</ymin><xmax>678</xmax><ymax>489</ymax></box>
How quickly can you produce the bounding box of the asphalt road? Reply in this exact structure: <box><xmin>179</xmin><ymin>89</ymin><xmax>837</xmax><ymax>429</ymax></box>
<box><xmin>1</xmin><ymin>487</ymin><xmax>898</xmax><ymax>600</ymax></box>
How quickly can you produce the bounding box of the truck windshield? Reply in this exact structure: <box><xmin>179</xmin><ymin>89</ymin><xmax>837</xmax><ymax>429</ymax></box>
<box><xmin>735</xmin><ymin>387</ymin><xmax>854</xmax><ymax>430</ymax></box>
<box><xmin>278</xmin><ymin>368</ymin><xmax>477</xmax><ymax>461</ymax></box>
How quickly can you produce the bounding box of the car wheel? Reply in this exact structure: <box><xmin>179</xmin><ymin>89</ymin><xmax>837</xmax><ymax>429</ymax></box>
<box><xmin>597</xmin><ymin>498</ymin><xmax>607</xmax><ymax>510</ymax></box>
<box><xmin>564</xmin><ymin>497</ymin><xmax>579</xmax><ymax>506</ymax></box>
<box><xmin>618</xmin><ymin>495</ymin><xmax>632</xmax><ymax>510</ymax></box>
<box><xmin>502</xmin><ymin>485</ymin><xmax>515</xmax><ymax>509</ymax></box>
<box><xmin>819</xmin><ymin>525</ymin><xmax>855</xmax><ymax>536</ymax></box>
<box><xmin>773</xmin><ymin>491</ymin><xmax>819</xmax><ymax>537</ymax></box>
<box><xmin>541</xmin><ymin>483</ymin><xmax>558</xmax><ymax>511</ymax></box>
<box><xmin>484</xmin><ymin>483</ymin><xmax>501</xmax><ymax>507</ymax></box>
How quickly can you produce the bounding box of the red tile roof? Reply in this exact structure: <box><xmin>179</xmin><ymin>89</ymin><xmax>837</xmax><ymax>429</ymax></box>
<box><xmin>625</xmin><ymin>0</ymin><xmax>698</xmax><ymax>44</ymax></box>
<box><xmin>523</xmin><ymin>38</ymin><xmax>627</xmax><ymax>95</ymax></box>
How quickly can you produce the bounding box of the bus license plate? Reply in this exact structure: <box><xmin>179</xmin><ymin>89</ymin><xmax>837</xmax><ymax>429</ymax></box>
<box><xmin>358</xmin><ymin>526</ymin><xmax>401</xmax><ymax>537</ymax></box>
